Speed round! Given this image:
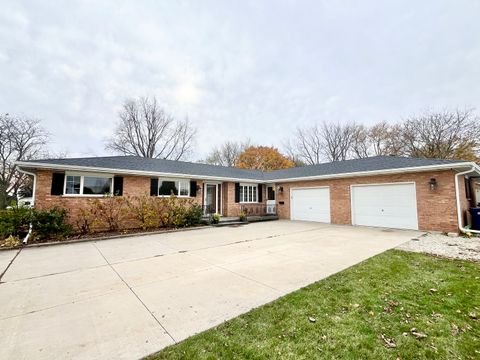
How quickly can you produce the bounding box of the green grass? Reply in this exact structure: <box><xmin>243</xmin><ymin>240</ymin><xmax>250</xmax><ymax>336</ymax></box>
<box><xmin>148</xmin><ymin>250</ymin><xmax>479</xmax><ymax>360</ymax></box>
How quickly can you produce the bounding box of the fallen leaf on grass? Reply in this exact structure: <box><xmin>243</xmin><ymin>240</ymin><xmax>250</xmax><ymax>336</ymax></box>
<box><xmin>308</xmin><ymin>316</ymin><xmax>316</xmax><ymax>323</ymax></box>
<box><xmin>451</xmin><ymin>324</ymin><xmax>460</xmax><ymax>336</ymax></box>
<box><xmin>381</xmin><ymin>334</ymin><xmax>397</xmax><ymax>348</ymax></box>
<box><xmin>384</xmin><ymin>300</ymin><xmax>399</xmax><ymax>313</ymax></box>
<box><xmin>429</xmin><ymin>288</ymin><xmax>438</xmax><ymax>294</ymax></box>
<box><xmin>468</xmin><ymin>312</ymin><xmax>477</xmax><ymax>320</ymax></box>
<box><xmin>410</xmin><ymin>328</ymin><xmax>428</xmax><ymax>339</ymax></box>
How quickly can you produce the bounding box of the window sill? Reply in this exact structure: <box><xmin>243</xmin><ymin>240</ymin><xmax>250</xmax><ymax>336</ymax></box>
<box><xmin>157</xmin><ymin>195</ymin><xmax>191</xmax><ymax>198</ymax></box>
<box><xmin>62</xmin><ymin>194</ymin><xmax>111</xmax><ymax>198</ymax></box>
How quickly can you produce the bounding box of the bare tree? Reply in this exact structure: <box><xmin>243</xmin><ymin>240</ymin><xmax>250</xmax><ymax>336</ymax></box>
<box><xmin>352</xmin><ymin>122</ymin><xmax>406</xmax><ymax>158</ymax></box>
<box><xmin>106</xmin><ymin>97</ymin><xmax>196</xmax><ymax>160</ymax></box>
<box><xmin>205</xmin><ymin>140</ymin><xmax>251</xmax><ymax>167</ymax></box>
<box><xmin>0</xmin><ymin>114</ymin><xmax>49</xmax><ymax>208</ymax></box>
<box><xmin>287</xmin><ymin>125</ymin><xmax>324</xmax><ymax>165</ymax></box>
<box><xmin>282</xmin><ymin>139</ymin><xmax>306</xmax><ymax>166</ymax></box>
<box><xmin>320</xmin><ymin>122</ymin><xmax>358</xmax><ymax>161</ymax></box>
<box><xmin>401</xmin><ymin>109</ymin><xmax>480</xmax><ymax>161</ymax></box>
<box><xmin>286</xmin><ymin>122</ymin><xmax>357</xmax><ymax>164</ymax></box>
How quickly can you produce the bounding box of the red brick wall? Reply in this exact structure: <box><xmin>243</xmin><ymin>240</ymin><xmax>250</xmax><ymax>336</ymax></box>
<box><xmin>276</xmin><ymin>170</ymin><xmax>464</xmax><ymax>233</ymax></box>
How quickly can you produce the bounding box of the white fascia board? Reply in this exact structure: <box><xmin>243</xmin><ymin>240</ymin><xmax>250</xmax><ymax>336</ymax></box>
<box><xmin>271</xmin><ymin>162</ymin><xmax>477</xmax><ymax>183</ymax></box>
<box><xmin>15</xmin><ymin>161</ymin><xmax>267</xmax><ymax>183</ymax></box>
<box><xmin>16</xmin><ymin>160</ymin><xmax>477</xmax><ymax>184</ymax></box>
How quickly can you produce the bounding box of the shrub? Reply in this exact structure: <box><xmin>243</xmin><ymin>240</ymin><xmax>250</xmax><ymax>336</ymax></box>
<box><xmin>76</xmin><ymin>207</ymin><xmax>96</xmax><ymax>235</ymax></box>
<box><xmin>0</xmin><ymin>206</ymin><xmax>71</xmax><ymax>242</ymax></box>
<box><xmin>155</xmin><ymin>196</ymin><xmax>203</xmax><ymax>228</ymax></box>
<box><xmin>157</xmin><ymin>196</ymin><xmax>177</xmax><ymax>227</ymax></box>
<box><xmin>239</xmin><ymin>211</ymin><xmax>247</xmax><ymax>222</ymax></box>
<box><xmin>31</xmin><ymin>207</ymin><xmax>72</xmax><ymax>240</ymax></box>
<box><xmin>125</xmin><ymin>194</ymin><xmax>159</xmax><ymax>230</ymax></box>
<box><xmin>91</xmin><ymin>196</ymin><xmax>128</xmax><ymax>232</ymax></box>
<box><xmin>2</xmin><ymin>235</ymin><xmax>21</xmax><ymax>248</ymax></box>
<box><xmin>0</xmin><ymin>207</ymin><xmax>34</xmax><ymax>240</ymax></box>
<box><xmin>184</xmin><ymin>204</ymin><xmax>203</xmax><ymax>227</ymax></box>
<box><xmin>211</xmin><ymin>213</ymin><xmax>221</xmax><ymax>224</ymax></box>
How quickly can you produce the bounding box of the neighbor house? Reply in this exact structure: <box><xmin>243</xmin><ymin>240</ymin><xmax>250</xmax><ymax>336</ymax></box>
<box><xmin>15</xmin><ymin>155</ymin><xmax>480</xmax><ymax>233</ymax></box>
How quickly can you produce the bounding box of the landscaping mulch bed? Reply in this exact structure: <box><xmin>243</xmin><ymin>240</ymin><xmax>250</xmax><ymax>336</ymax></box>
<box><xmin>0</xmin><ymin>224</ymin><xmax>210</xmax><ymax>250</ymax></box>
<box><xmin>397</xmin><ymin>232</ymin><xmax>480</xmax><ymax>262</ymax></box>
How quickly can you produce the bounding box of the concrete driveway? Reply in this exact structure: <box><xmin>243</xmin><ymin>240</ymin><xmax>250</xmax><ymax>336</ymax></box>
<box><xmin>0</xmin><ymin>221</ymin><xmax>419</xmax><ymax>359</ymax></box>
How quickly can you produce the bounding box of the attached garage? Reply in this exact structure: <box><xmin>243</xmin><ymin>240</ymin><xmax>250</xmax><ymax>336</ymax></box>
<box><xmin>290</xmin><ymin>187</ymin><xmax>330</xmax><ymax>223</ymax></box>
<box><xmin>351</xmin><ymin>183</ymin><xmax>418</xmax><ymax>230</ymax></box>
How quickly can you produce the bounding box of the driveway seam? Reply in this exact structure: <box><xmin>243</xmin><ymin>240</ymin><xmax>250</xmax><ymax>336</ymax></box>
<box><xmin>0</xmin><ymin>288</ymin><xmax>126</xmax><ymax>321</ymax></box>
<box><xmin>92</xmin><ymin>243</ymin><xmax>177</xmax><ymax>344</ymax></box>
<box><xmin>0</xmin><ymin>247</ymin><xmax>23</xmax><ymax>282</ymax></box>
<box><xmin>2</xmin><ymin>263</ymin><xmax>110</xmax><ymax>283</ymax></box>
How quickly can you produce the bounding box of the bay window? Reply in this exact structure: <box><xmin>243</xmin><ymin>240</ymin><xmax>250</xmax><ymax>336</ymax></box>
<box><xmin>64</xmin><ymin>173</ymin><xmax>113</xmax><ymax>196</ymax></box>
<box><xmin>158</xmin><ymin>179</ymin><xmax>190</xmax><ymax>197</ymax></box>
<box><xmin>239</xmin><ymin>184</ymin><xmax>258</xmax><ymax>203</ymax></box>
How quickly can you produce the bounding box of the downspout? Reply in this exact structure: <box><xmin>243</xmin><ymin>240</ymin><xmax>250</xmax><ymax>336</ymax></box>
<box><xmin>454</xmin><ymin>167</ymin><xmax>480</xmax><ymax>234</ymax></box>
<box><xmin>16</xmin><ymin>168</ymin><xmax>37</xmax><ymax>245</ymax></box>
<box><xmin>16</xmin><ymin>168</ymin><xmax>37</xmax><ymax>207</ymax></box>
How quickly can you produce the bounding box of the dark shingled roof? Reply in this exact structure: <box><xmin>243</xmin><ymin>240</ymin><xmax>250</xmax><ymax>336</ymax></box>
<box><xmin>21</xmin><ymin>155</ymin><xmax>469</xmax><ymax>181</ymax></box>
<box><xmin>24</xmin><ymin>156</ymin><xmax>264</xmax><ymax>180</ymax></box>
<box><xmin>264</xmin><ymin>155</ymin><xmax>468</xmax><ymax>180</ymax></box>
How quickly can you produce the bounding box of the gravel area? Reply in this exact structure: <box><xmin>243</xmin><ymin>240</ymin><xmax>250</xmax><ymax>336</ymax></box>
<box><xmin>397</xmin><ymin>232</ymin><xmax>480</xmax><ymax>261</ymax></box>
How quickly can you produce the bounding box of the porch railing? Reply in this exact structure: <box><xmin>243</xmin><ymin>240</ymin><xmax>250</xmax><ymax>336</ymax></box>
<box><xmin>240</xmin><ymin>204</ymin><xmax>277</xmax><ymax>216</ymax></box>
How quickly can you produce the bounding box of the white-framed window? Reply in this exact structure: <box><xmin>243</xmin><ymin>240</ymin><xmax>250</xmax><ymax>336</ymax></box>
<box><xmin>239</xmin><ymin>184</ymin><xmax>258</xmax><ymax>203</ymax></box>
<box><xmin>158</xmin><ymin>178</ymin><xmax>190</xmax><ymax>197</ymax></box>
<box><xmin>64</xmin><ymin>173</ymin><xmax>113</xmax><ymax>196</ymax></box>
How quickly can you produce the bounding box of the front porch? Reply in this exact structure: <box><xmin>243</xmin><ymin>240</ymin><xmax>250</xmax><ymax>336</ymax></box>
<box><xmin>201</xmin><ymin>203</ymin><xmax>278</xmax><ymax>226</ymax></box>
<box><xmin>207</xmin><ymin>214</ymin><xmax>279</xmax><ymax>226</ymax></box>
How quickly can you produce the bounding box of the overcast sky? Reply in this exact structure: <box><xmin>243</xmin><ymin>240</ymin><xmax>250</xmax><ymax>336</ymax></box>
<box><xmin>1</xmin><ymin>1</ymin><xmax>479</xmax><ymax>160</ymax></box>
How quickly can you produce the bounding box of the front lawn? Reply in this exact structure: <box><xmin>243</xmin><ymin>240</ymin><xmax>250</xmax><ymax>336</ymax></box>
<box><xmin>148</xmin><ymin>250</ymin><xmax>479</xmax><ymax>360</ymax></box>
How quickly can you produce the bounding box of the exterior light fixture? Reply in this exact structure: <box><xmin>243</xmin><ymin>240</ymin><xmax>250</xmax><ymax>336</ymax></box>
<box><xmin>429</xmin><ymin>178</ymin><xmax>438</xmax><ymax>191</ymax></box>
<box><xmin>277</xmin><ymin>186</ymin><xmax>284</xmax><ymax>193</ymax></box>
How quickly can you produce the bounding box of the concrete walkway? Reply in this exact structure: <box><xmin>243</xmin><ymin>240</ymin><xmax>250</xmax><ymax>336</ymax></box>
<box><xmin>0</xmin><ymin>221</ymin><xmax>420</xmax><ymax>359</ymax></box>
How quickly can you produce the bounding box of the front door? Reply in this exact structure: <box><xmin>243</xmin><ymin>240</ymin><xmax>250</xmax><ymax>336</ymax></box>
<box><xmin>266</xmin><ymin>185</ymin><xmax>276</xmax><ymax>214</ymax></box>
<box><xmin>204</xmin><ymin>183</ymin><xmax>221</xmax><ymax>215</ymax></box>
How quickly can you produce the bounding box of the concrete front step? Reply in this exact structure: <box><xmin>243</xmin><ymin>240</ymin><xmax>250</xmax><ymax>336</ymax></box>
<box><xmin>202</xmin><ymin>215</ymin><xmax>279</xmax><ymax>226</ymax></box>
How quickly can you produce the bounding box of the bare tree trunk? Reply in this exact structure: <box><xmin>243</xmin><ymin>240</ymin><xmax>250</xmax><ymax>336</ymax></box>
<box><xmin>106</xmin><ymin>97</ymin><xmax>197</xmax><ymax>160</ymax></box>
<box><xmin>0</xmin><ymin>114</ymin><xmax>48</xmax><ymax>208</ymax></box>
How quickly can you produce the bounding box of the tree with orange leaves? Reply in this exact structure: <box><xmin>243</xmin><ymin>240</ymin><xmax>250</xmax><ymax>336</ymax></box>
<box><xmin>236</xmin><ymin>146</ymin><xmax>295</xmax><ymax>171</ymax></box>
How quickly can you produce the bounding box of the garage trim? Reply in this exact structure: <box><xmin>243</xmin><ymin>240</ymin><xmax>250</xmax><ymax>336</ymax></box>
<box><xmin>290</xmin><ymin>186</ymin><xmax>331</xmax><ymax>223</ymax></box>
<box><xmin>350</xmin><ymin>181</ymin><xmax>419</xmax><ymax>230</ymax></box>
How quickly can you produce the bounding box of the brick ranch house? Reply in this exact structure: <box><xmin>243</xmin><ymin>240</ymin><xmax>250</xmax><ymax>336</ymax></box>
<box><xmin>15</xmin><ymin>155</ymin><xmax>480</xmax><ymax>233</ymax></box>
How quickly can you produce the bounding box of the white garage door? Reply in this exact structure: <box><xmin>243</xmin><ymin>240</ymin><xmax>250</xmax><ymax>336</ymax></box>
<box><xmin>291</xmin><ymin>187</ymin><xmax>330</xmax><ymax>223</ymax></box>
<box><xmin>351</xmin><ymin>183</ymin><xmax>418</xmax><ymax>230</ymax></box>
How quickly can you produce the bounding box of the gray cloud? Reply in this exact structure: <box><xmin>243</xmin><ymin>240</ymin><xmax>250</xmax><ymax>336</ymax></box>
<box><xmin>1</xmin><ymin>0</ymin><xmax>479</xmax><ymax>159</ymax></box>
